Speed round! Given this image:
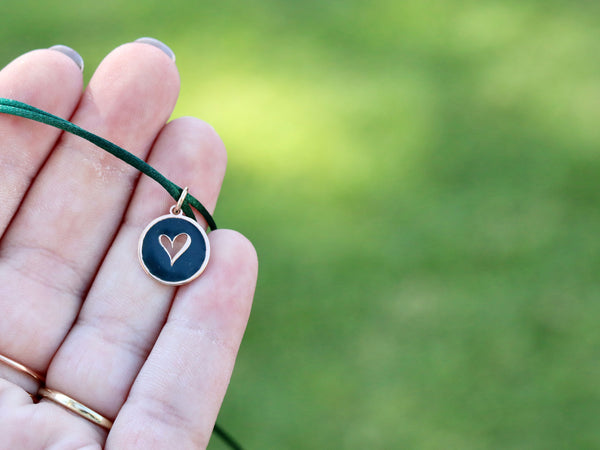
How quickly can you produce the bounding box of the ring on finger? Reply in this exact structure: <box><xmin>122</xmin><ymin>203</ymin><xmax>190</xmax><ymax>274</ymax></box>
<box><xmin>38</xmin><ymin>387</ymin><xmax>113</xmax><ymax>430</ymax></box>
<box><xmin>0</xmin><ymin>353</ymin><xmax>45</xmax><ymax>396</ymax></box>
<box><xmin>0</xmin><ymin>353</ymin><xmax>44</xmax><ymax>384</ymax></box>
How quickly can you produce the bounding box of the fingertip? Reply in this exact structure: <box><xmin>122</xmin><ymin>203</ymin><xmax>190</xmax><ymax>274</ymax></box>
<box><xmin>134</xmin><ymin>37</ymin><xmax>176</xmax><ymax>62</ymax></box>
<box><xmin>209</xmin><ymin>229</ymin><xmax>258</xmax><ymax>295</ymax></box>
<box><xmin>173</xmin><ymin>229</ymin><xmax>258</xmax><ymax>341</ymax></box>
<box><xmin>0</xmin><ymin>48</ymin><xmax>84</xmax><ymax>107</ymax></box>
<box><xmin>159</xmin><ymin>117</ymin><xmax>228</xmax><ymax>201</ymax></box>
<box><xmin>171</xmin><ymin>116</ymin><xmax>227</xmax><ymax>162</ymax></box>
<box><xmin>49</xmin><ymin>45</ymin><xmax>84</xmax><ymax>72</ymax></box>
<box><xmin>220</xmin><ymin>229</ymin><xmax>258</xmax><ymax>272</ymax></box>
<box><xmin>59</xmin><ymin>40</ymin><xmax>181</xmax><ymax>171</ymax></box>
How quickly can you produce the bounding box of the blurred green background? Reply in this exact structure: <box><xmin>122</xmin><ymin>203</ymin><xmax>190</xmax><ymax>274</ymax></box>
<box><xmin>2</xmin><ymin>1</ymin><xmax>600</xmax><ymax>448</ymax></box>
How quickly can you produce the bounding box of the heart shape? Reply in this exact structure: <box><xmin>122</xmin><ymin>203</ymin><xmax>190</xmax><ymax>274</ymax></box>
<box><xmin>159</xmin><ymin>233</ymin><xmax>191</xmax><ymax>266</ymax></box>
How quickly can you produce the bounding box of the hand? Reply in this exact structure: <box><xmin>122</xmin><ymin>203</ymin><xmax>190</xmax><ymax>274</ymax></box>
<box><xmin>0</xmin><ymin>40</ymin><xmax>257</xmax><ymax>449</ymax></box>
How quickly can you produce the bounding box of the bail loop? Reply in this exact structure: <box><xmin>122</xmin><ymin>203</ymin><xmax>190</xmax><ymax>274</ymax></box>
<box><xmin>173</xmin><ymin>186</ymin><xmax>189</xmax><ymax>215</ymax></box>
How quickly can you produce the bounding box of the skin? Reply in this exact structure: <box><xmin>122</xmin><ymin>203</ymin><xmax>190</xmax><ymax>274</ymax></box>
<box><xmin>0</xmin><ymin>42</ymin><xmax>257</xmax><ymax>449</ymax></box>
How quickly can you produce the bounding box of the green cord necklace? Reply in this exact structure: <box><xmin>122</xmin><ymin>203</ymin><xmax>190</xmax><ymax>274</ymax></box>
<box><xmin>0</xmin><ymin>97</ymin><xmax>244</xmax><ymax>450</ymax></box>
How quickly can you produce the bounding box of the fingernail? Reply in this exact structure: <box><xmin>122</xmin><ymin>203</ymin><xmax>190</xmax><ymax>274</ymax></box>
<box><xmin>135</xmin><ymin>37</ymin><xmax>176</xmax><ymax>62</ymax></box>
<box><xmin>49</xmin><ymin>45</ymin><xmax>84</xmax><ymax>71</ymax></box>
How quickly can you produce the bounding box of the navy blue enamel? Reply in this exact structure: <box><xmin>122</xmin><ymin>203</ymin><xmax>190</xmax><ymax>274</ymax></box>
<box><xmin>139</xmin><ymin>214</ymin><xmax>209</xmax><ymax>285</ymax></box>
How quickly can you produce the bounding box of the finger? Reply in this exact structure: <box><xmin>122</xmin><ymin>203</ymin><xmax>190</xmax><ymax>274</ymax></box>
<box><xmin>0</xmin><ymin>378</ymin><xmax>36</xmax><ymax>450</ymax></box>
<box><xmin>0</xmin><ymin>378</ymin><xmax>33</xmax><ymax>408</ymax></box>
<box><xmin>107</xmin><ymin>231</ymin><xmax>257</xmax><ymax>449</ymax></box>
<box><xmin>0</xmin><ymin>380</ymin><xmax>105</xmax><ymax>449</ymax></box>
<box><xmin>0</xmin><ymin>40</ymin><xmax>180</xmax><ymax>371</ymax></box>
<box><xmin>0</xmin><ymin>47</ymin><xmax>84</xmax><ymax>237</ymax></box>
<box><xmin>45</xmin><ymin>117</ymin><xmax>227</xmax><ymax>422</ymax></box>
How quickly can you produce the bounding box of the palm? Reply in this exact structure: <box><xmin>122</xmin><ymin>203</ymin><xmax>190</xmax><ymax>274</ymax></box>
<box><xmin>0</xmin><ymin>42</ymin><xmax>256</xmax><ymax>449</ymax></box>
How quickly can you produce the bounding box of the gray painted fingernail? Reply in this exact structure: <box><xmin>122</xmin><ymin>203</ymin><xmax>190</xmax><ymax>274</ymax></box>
<box><xmin>49</xmin><ymin>45</ymin><xmax>84</xmax><ymax>71</ymax></box>
<box><xmin>135</xmin><ymin>37</ymin><xmax>176</xmax><ymax>62</ymax></box>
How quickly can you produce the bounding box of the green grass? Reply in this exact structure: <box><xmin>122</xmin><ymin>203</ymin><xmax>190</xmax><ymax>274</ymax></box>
<box><xmin>2</xmin><ymin>1</ymin><xmax>600</xmax><ymax>448</ymax></box>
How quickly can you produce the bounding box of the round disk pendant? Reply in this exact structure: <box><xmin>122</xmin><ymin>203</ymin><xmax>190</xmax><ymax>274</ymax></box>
<box><xmin>138</xmin><ymin>207</ymin><xmax>210</xmax><ymax>286</ymax></box>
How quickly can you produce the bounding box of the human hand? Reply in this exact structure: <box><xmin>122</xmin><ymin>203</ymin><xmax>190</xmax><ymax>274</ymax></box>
<box><xmin>0</xmin><ymin>39</ymin><xmax>257</xmax><ymax>449</ymax></box>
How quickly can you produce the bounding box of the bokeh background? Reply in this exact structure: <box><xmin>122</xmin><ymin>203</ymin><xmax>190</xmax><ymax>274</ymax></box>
<box><xmin>2</xmin><ymin>1</ymin><xmax>600</xmax><ymax>448</ymax></box>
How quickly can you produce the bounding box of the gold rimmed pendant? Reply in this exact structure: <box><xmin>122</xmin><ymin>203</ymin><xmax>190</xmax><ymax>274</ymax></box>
<box><xmin>138</xmin><ymin>188</ymin><xmax>210</xmax><ymax>285</ymax></box>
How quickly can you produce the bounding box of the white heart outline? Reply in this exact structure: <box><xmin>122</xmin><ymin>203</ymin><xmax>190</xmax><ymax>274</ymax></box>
<box><xmin>159</xmin><ymin>233</ymin><xmax>192</xmax><ymax>266</ymax></box>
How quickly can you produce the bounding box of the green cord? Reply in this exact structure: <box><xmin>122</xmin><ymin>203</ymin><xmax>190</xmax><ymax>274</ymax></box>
<box><xmin>0</xmin><ymin>98</ymin><xmax>217</xmax><ymax>231</ymax></box>
<box><xmin>0</xmin><ymin>98</ymin><xmax>247</xmax><ymax>449</ymax></box>
<box><xmin>214</xmin><ymin>423</ymin><xmax>244</xmax><ymax>450</ymax></box>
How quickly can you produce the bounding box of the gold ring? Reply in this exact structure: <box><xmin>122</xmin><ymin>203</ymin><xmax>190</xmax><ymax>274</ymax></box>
<box><xmin>38</xmin><ymin>387</ymin><xmax>113</xmax><ymax>430</ymax></box>
<box><xmin>0</xmin><ymin>353</ymin><xmax>44</xmax><ymax>384</ymax></box>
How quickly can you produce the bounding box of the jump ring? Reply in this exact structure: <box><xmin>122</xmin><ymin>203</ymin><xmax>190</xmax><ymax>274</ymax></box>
<box><xmin>173</xmin><ymin>186</ymin><xmax>189</xmax><ymax>215</ymax></box>
<box><xmin>38</xmin><ymin>387</ymin><xmax>113</xmax><ymax>430</ymax></box>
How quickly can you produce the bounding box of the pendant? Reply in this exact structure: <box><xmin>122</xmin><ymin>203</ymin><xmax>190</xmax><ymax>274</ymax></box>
<box><xmin>138</xmin><ymin>188</ymin><xmax>210</xmax><ymax>286</ymax></box>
